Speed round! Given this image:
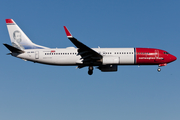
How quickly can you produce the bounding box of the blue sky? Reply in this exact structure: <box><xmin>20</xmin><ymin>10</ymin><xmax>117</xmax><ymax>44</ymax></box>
<box><xmin>0</xmin><ymin>0</ymin><xmax>180</xmax><ymax>120</ymax></box>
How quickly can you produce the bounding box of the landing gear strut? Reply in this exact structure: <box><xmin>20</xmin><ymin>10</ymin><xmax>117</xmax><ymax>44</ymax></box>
<box><xmin>88</xmin><ymin>66</ymin><xmax>93</xmax><ymax>75</ymax></box>
<box><xmin>157</xmin><ymin>68</ymin><xmax>161</xmax><ymax>72</ymax></box>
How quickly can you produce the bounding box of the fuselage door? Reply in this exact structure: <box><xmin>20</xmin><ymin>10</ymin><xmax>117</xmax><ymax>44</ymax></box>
<box><xmin>35</xmin><ymin>51</ymin><xmax>39</xmax><ymax>59</ymax></box>
<box><xmin>155</xmin><ymin>50</ymin><xmax>160</xmax><ymax>62</ymax></box>
<box><xmin>155</xmin><ymin>50</ymin><xmax>159</xmax><ymax>58</ymax></box>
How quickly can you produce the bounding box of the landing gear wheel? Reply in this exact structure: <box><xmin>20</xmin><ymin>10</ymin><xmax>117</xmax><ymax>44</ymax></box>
<box><xmin>157</xmin><ymin>68</ymin><xmax>161</xmax><ymax>72</ymax></box>
<box><xmin>88</xmin><ymin>66</ymin><xmax>93</xmax><ymax>75</ymax></box>
<box><xmin>88</xmin><ymin>70</ymin><xmax>93</xmax><ymax>75</ymax></box>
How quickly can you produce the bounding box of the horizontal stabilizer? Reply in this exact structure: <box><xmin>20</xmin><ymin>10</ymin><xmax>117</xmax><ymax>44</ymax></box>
<box><xmin>3</xmin><ymin>43</ymin><xmax>24</xmax><ymax>53</ymax></box>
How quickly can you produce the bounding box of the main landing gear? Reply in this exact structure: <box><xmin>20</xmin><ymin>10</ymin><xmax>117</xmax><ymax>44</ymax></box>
<box><xmin>157</xmin><ymin>68</ymin><xmax>161</xmax><ymax>72</ymax></box>
<box><xmin>88</xmin><ymin>66</ymin><xmax>93</xmax><ymax>75</ymax></box>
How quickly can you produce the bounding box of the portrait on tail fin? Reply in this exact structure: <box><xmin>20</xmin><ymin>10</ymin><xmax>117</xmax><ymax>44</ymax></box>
<box><xmin>12</xmin><ymin>30</ymin><xmax>24</xmax><ymax>50</ymax></box>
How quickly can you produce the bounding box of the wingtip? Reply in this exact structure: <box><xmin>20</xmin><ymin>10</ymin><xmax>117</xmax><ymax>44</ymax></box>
<box><xmin>64</xmin><ymin>26</ymin><xmax>73</xmax><ymax>38</ymax></box>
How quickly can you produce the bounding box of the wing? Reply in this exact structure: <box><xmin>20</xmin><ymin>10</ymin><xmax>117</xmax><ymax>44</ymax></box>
<box><xmin>64</xmin><ymin>26</ymin><xmax>102</xmax><ymax>65</ymax></box>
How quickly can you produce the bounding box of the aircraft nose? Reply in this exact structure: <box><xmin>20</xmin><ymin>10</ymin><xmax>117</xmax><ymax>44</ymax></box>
<box><xmin>171</xmin><ymin>54</ymin><xmax>177</xmax><ymax>62</ymax></box>
<box><xmin>173</xmin><ymin>55</ymin><xmax>177</xmax><ymax>61</ymax></box>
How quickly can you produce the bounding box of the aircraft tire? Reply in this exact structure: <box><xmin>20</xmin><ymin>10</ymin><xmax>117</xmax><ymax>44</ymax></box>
<box><xmin>88</xmin><ymin>70</ymin><xmax>93</xmax><ymax>75</ymax></box>
<box><xmin>157</xmin><ymin>68</ymin><xmax>161</xmax><ymax>72</ymax></box>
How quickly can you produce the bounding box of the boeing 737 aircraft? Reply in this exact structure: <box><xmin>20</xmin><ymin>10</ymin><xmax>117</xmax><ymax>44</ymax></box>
<box><xmin>4</xmin><ymin>19</ymin><xmax>177</xmax><ymax>75</ymax></box>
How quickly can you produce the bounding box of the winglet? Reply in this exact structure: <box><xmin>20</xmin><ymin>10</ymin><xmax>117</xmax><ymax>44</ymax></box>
<box><xmin>64</xmin><ymin>26</ymin><xmax>73</xmax><ymax>38</ymax></box>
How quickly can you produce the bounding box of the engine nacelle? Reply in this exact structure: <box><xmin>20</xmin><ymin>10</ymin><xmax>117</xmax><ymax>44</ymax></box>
<box><xmin>98</xmin><ymin>65</ymin><xmax>117</xmax><ymax>72</ymax></box>
<box><xmin>102</xmin><ymin>57</ymin><xmax>120</xmax><ymax>65</ymax></box>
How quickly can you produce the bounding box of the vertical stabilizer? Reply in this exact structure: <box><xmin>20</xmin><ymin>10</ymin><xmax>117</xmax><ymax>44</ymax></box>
<box><xmin>6</xmin><ymin>19</ymin><xmax>48</xmax><ymax>49</ymax></box>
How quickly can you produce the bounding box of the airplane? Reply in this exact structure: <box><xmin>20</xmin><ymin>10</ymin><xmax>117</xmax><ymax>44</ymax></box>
<box><xmin>4</xmin><ymin>19</ymin><xmax>177</xmax><ymax>75</ymax></box>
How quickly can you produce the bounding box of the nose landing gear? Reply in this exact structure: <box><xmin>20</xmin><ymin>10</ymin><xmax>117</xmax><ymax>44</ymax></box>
<box><xmin>157</xmin><ymin>68</ymin><xmax>161</xmax><ymax>72</ymax></box>
<box><xmin>157</xmin><ymin>63</ymin><xmax>167</xmax><ymax>72</ymax></box>
<box><xmin>88</xmin><ymin>66</ymin><xmax>93</xmax><ymax>75</ymax></box>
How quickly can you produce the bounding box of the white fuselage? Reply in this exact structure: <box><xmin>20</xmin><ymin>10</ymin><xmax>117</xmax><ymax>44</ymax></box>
<box><xmin>13</xmin><ymin>47</ymin><xmax>135</xmax><ymax>66</ymax></box>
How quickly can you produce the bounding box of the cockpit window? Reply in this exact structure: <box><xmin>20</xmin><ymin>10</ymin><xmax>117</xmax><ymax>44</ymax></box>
<box><xmin>163</xmin><ymin>52</ymin><xmax>169</xmax><ymax>54</ymax></box>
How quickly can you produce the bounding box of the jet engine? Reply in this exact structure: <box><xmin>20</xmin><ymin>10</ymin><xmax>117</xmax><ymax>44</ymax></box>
<box><xmin>98</xmin><ymin>65</ymin><xmax>117</xmax><ymax>72</ymax></box>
